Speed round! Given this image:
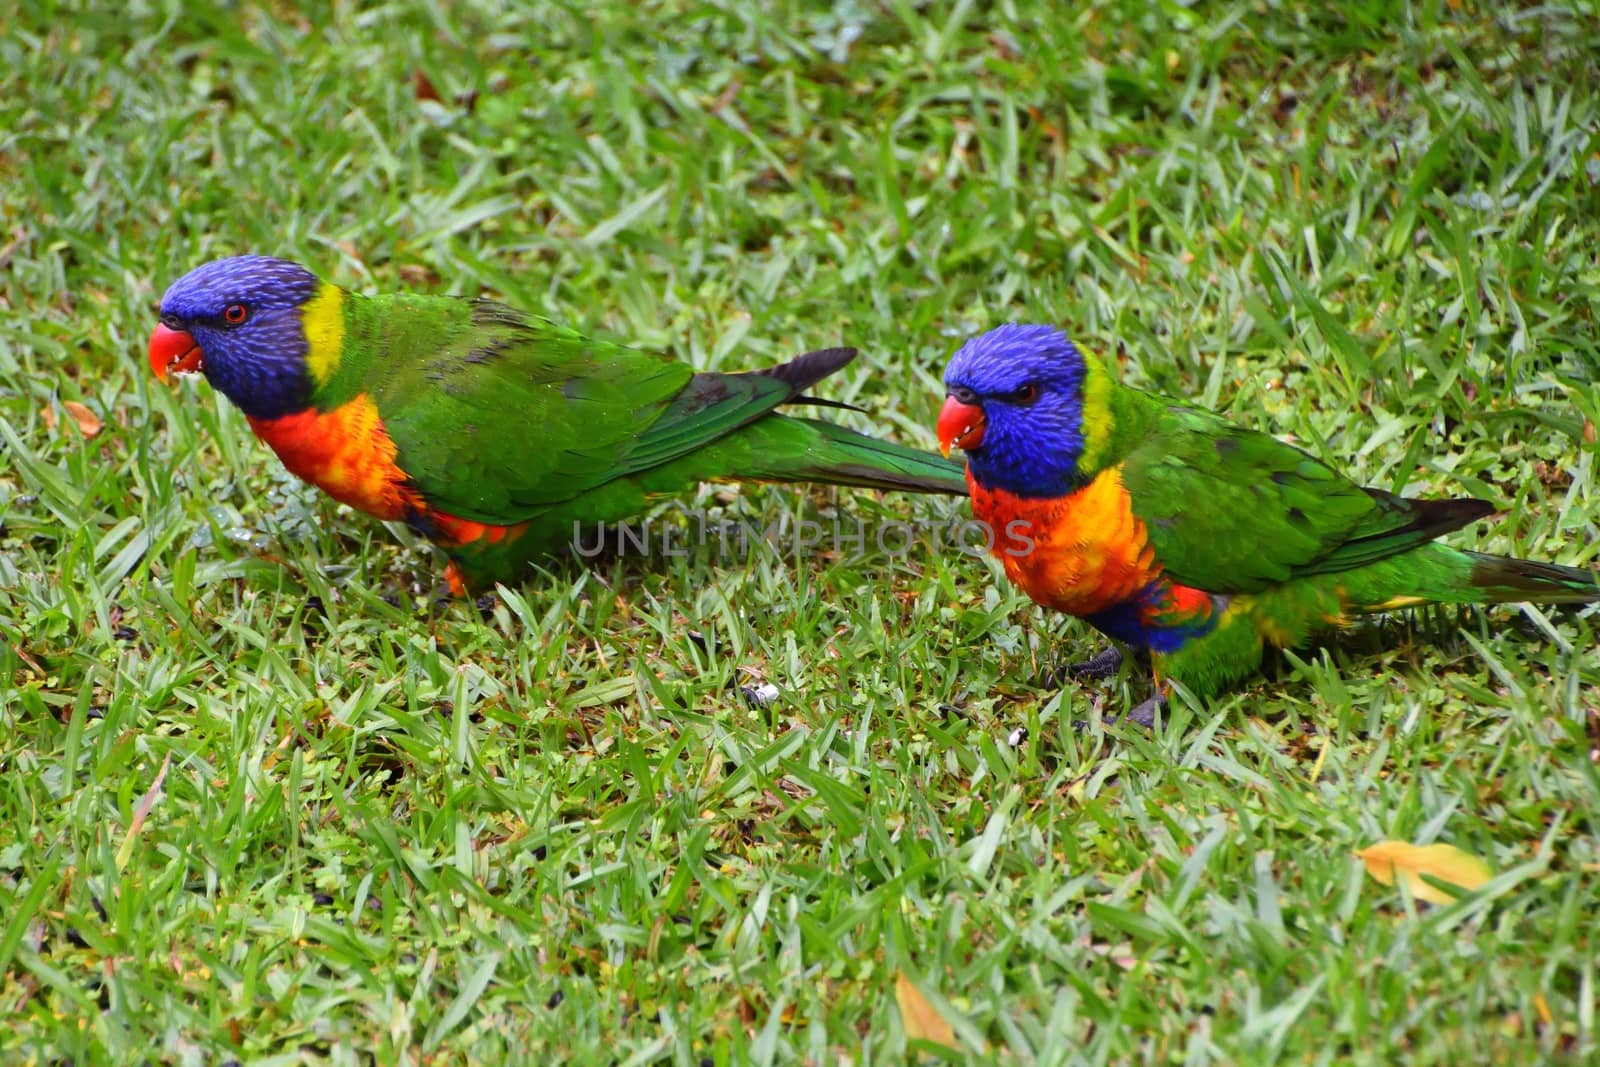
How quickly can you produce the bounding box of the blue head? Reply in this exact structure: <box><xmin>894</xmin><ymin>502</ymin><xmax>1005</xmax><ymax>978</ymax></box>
<box><xmin>937</xmin><ymin>324</ymin><xmax>1093</xmax><ymax>498</ymax></box>
<box><xmin>150</xmin><ymin>255</ymin><xmax>323</xmax><ymax>419</ymax></box>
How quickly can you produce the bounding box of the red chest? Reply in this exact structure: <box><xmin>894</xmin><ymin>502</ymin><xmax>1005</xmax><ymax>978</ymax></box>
<box><xmin>248</xmin><ymin>394</ymin><xmax>422</xmax><ymax>521</ymax></box>
<box><xmin>967</xmin><ymin>466</ymin><xmax>1161</xmax><ymax>617</ymax></box>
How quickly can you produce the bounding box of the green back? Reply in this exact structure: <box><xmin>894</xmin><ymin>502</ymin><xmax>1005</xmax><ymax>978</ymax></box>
<box><xmin>322</xmin><ymin>292</ymin><xmax>805</xmax><ymax>523</ymax></box>
<box><xmin>1109</xmin><ymin>390</ymin><xmax>1489</xmax><ymax>594</ymax></box>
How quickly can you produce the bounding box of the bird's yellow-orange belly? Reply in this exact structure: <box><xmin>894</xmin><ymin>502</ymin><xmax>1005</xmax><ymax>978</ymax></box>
<box><xmin>968</xmin><ymin>466</ymin><xmax>1160</xmax><ymax>617</ymax></box>
<box><xmin>249</xmin><ymin>395</ymin><xmax>421</xmax><ymax>521</ymax></box>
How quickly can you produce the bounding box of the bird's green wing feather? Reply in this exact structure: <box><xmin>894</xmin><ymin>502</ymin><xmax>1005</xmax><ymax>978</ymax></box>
<box><xmin>1119</xmin><ymin>406</ymin><xmax>1490</xmax><ymax>594</ymax></box>
<box><xmin>360</xmin><ymin>297</ymin><xmax>797</xmax><ymax>523</ymax></box>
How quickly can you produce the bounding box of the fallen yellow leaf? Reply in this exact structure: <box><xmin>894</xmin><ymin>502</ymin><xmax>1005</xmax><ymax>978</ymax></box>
<box><xmin>894</xmin><ymin>971</ymin><xmax>957</xmax><ymax>1050</ymax></box>
<box><xmin>62</xmin><ymin>400</ymin><xmax>102</xmax><ymax>437</ymax></box>
<box><xmin>1356</xmin><ymin>840</ymin><xmax>1492</xmax><ymax>904</ymax></box>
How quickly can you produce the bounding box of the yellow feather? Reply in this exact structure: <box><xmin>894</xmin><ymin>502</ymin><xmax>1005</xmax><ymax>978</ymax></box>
<box><xmin>1076</xmin><ymin>356</ymin><xmax>1113</xmax><ymax>473</ymax></box>
<box><xmin>300</xmin><ymin>283</ymin><xmax>345</xmax><ymax>386</ymax></box>
<box><xmin>1369</xmin><ymin>594</ymin><xmax>1427</xmax><ymax>611</ymax></box>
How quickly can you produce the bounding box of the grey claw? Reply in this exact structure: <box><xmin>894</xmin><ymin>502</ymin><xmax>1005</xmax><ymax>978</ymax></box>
<box><xmin>1071</xmin><ymin>694</ymin><xmax>1166</xmax><ymax>732</ymax></box>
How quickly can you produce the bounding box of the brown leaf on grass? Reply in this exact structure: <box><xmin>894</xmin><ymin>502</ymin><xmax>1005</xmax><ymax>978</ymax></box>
<box><xmin>1356</xmin><ymin>841</ymin><xmax>1492</xmax><ymax>904</ymax></box>
<box><xmin>414</xmin><ymin>70</ymin><xmax>441</xmax><ymax>103</ymax></box>
<box><xmin>894</xmin><ymin>971</ymin><xmax>957</xmax><ymax>1050</ymax></box>
<box><xmin>63</xmin><ymin>401</ymin><xmax>102</xmax><ymax>437</ymax></box>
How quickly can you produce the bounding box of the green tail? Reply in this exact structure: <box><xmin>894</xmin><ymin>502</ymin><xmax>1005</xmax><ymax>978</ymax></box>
<box><xmin>1458</xmin><ymin>550</ymin><xmax>1600</xmax><ymax>605</ymax></box>
<box><xmin>740</xmin><ymin>415</ymin><xmax>970</xmax><ymax>496</ymax></box>
<box><xmin>1345</xmin><ymin>544</ymin><xmax>1600</xmax><ymax>612</ymax></box>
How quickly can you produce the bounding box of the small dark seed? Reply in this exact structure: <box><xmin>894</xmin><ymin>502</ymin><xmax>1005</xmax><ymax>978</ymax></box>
<box><xmin>546</xmin><ymin>989</ymin><xmax>564</xmax><ymax>1009</ymax></box>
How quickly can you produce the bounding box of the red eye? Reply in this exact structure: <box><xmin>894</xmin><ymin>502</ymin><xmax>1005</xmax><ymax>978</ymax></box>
<box><xmin>223</xmin><ymin>303</ymin><xmax>249</xmax><ymax>325</ymax></box>
<box><xmin>1016</xmin><ymin>383</ymin><xmax>1039</xmax><ymax>403</ymax></box>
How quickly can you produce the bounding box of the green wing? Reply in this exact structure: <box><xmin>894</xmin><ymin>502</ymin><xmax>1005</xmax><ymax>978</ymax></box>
<box><xmin>361</xmin><ymin>297</ymin><xmax>811</xmax><ymax>523</ymax></box>
<box><xmin>1119</xmin><ymin>405</ymin><xmax>1492</xmax><ymax>594</ymax></box>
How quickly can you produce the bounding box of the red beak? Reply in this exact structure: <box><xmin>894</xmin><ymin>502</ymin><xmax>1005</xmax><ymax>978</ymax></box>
<box><xmin>936</xmin><ymin>395</ymin><xmax>986</xmax><ymax>457</ymax></box>
<box><xmin>148</xmin><ymin>322</ymin><xmax>204</xmax><ymax>383</ymax></box>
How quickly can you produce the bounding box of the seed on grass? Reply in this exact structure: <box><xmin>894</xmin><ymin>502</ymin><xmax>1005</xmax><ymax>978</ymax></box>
<box><xmin>112</xmin><ymin>626</ymin><xmax>137</xmax><ymax>642</ymax></box>
<box><xmin>546</xmin><ymin>988</ymin><xmax>564</xmax><ymax>1009</ymax></box>
<box><xmin>1007</xmin><ymin>726</ymin><xmax>1028</xmax><ymax>747</ymax></box>
<box><xmin>313</xmin><ymin>892</ymin><xmax>334</xmax><ymax>907</ymax></box>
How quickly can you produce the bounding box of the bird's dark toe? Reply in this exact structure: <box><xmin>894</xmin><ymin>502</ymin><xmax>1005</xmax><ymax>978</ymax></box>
<box><xmin>1046</xmin><ymin>646</ymin><xmax>1125</xmax><ymax>687</ymax></box>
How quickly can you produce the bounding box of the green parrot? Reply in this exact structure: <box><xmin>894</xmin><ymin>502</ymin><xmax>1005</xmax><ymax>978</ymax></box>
<box><xmin>149</xmin><ymin>255</ymin><xmax>967</xmax><ymax>590</ymax></box>
<box><xmin>936</xmin><ymin>324</ymin><xmax>1598</xmax><ymax>724</ymax></box>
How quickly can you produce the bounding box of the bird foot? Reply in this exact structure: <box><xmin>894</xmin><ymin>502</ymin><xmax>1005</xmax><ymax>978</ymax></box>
<box><xmin>1043</xmin><ymin>646</ymin><xmax>1124</xmax><ymax>687</ymax></box>
<box><xmin>1068</xmin><ymin>646</ymin><xmax>1125</xmax><ymax>680</ymax></box>
<box><xmin>1071</xmin><ymin>694</ymin><xmax>1166</xmax><ymax>732</ymax></box>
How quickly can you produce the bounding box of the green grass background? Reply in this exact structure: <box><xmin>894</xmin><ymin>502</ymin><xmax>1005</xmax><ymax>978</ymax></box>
<box><xmin>3</xmin><ymin>1</ymin><xmax>1599</xmax><ymax>1062</ymax></box>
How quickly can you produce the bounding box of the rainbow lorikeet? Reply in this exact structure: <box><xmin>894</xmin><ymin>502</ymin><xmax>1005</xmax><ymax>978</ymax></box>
<box><xmin>936</xmin><ymin>325</ymin><xmax>1598</xmax><ymax>725</ymax></box>
<box><xmin>148</xmin><ymin>256</ymin><xmax>967</xmax><ymax>590</ymax></box>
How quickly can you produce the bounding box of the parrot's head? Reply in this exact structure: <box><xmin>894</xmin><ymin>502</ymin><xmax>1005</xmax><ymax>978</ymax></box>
<box><xmin>150</xmin><ymin>255</ymin><xmax>325</xmax><ymax>419</ymax></box>
<box><xmin>937</xmin><ymin>324</ymin><xmax>1093</xmax><ymax>497</ymax></box>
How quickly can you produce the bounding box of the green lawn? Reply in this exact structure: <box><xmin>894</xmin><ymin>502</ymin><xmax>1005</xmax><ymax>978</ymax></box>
<box><xmin>3</xmin><ymin>1</ymin><xmax>1599</xmax><ymax>1062</ymax></box>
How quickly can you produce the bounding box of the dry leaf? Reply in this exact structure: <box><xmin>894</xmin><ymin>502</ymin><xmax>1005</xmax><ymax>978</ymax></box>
<box><xmin>895</xmin><ymin>971</ymin><xmax>957</xmax><ymax>1050</ymax></box>
<box><xmin>1356</xmin><ymin>840</ymin><xmax>1492</xmax><ymax>904</ymax></box>
<box><xmin>63</xmin><ymin>400</ymin><xmax>102</xmax><ymax>437</ymax></box>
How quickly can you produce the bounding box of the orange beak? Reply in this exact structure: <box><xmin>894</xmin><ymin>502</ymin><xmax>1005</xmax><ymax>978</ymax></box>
<box><xmin>936</xmin><ymin>395</ymin><xmax>986</xmax><ymax>457</ymax></box>
<box><xmin>148</xmin><ymin>322</ymin><xmax>204</xmax><ymax>383</ymax></box>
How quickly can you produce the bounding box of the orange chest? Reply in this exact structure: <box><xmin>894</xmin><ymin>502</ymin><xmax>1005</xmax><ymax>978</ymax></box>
<box><xmin>248</xmin><ymin>394</ymin><xmax>422</xmax><ymax>521</ymax></box>
<box><xmin>968</xmin><ymin>466</ymin><xmax>1161</xmax><ymax>616</ymax></box>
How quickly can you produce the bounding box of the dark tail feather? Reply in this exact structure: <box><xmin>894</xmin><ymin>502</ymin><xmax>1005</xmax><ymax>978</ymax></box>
<box><xmin>746</xmin><ymin>346</ymin><xmax>858</xmax><ymax>396</ymax></box>
<box><xmin>790</xmin><ymin>395</ymin><xmax>871</xmax><ymax>415</ymax></box>
<box><xmin>1465</xmin><ymin>551</ymin><xmax>1600</xmax><ymax>604</ymax></box>
<box><xmin>741</xmin><ymin>346</ymin><xmax>872</xmax><ymax>413</ymax></box>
